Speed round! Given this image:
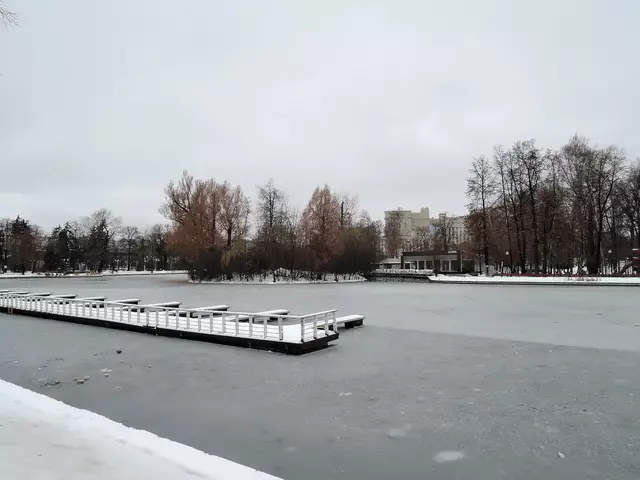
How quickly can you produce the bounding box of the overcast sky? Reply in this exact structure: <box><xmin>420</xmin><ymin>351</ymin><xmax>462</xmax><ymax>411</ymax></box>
<box><xmin>1</xmin><ymin>0</ymin><xmax>639</xmax><ymax>229</ymax></box>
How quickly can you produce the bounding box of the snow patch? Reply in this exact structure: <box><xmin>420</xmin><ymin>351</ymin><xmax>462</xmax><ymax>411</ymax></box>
<box><xmin>386</xmin><ymin>424</ymin><xmax>412</xmax><ymax>439</ymax></box>
<box><xmin>433</xmin><ymin>450</ymin><xmax>466</xmax><ymax>463</ymax></box>
<box><xmin>0</xmin><ymin>379</ymin><xmax>280</xmax><ymax>479</ymax></box>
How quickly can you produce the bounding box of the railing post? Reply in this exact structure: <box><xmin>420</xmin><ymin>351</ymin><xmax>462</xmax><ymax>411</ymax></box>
<box><xmin>186</xmin><ymin>310</ymin><xmax>190</xmax><ymax>330</ymax></box>
<box><xmin>197</xmin><ymin>312</ymin><xmax>202</xmax><ymax>332</ymax></box>
<box><xmin>248</xmin><ymin>315</ymin><xmax>253</xmax><ymax>337</ymax></box>
<box><xmin>278</xmin><ymin>317</ymin><xmax>283</xmax><ymax>341</ymax></box>
<box><xmin>75</xmin><ymin>301</ymin><xmax>78</xmax><ymax>317</ymax></box>
<box><xmin>221</xmin><ymin>312</ymin><xmax>225</xmax><ymax>334</ymax></box>
<box><xmin>111</xmin><ymin>303</ymin><xmax>115</xmax><ymax>321</ymax></box>
<box><xmin>165</xmin><ymin>309</ymin><xmax>169</xmax><ymax>328</ymax></box>
<box><xmin>145</xmin><ymin>309</ymin><xmax>149</xmax><ymax>326</ymax></box>
<box><xmin>332</xmin><ymin>311</ymin><xmax>337</xmax><ymax>332</ymax></box>
<box><xmin>313</xmin><ymin>314</ymin><xmax>318</xmax><ymax>339</ymax></box>
<box><xmin>300</xmin><ymin>317</ymin><xmax>305</xmax><ymax>343</ymax></box>
<box><xmin>263</xmin><ymin>316</ymin><xmax>267</xmax><ymax>339</ymax></box>
<box><xmin>119</xmin><ymin>305</ymin><xmax>123</xmax><ymax>322</ymax></box>
<box><xmin>235</xmin><ymin>314</ymin><xmax>239</xmax><ymax>335</ymax></box>
<box><xmin>324</xmin><ymin>312</ymin><xmax>329</xmax><ymax>336</ymax></box>
<box><xmin>211</xmin><ymin>312</ymin><xmax>215</xmax><ymax>333</ymax></box>
<box><xmin>82</xmin><ymin>301</ymin><xmax>85</xmax><ymax>317</ymax></box>
<box><xmin>155</xmin><ymin>308</ymin><xmax>159</xmax><ymax>327</ymax></box>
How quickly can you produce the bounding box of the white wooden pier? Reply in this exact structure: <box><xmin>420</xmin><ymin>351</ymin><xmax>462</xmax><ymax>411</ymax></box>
<box><xmin>0</xmin><ymin>290</ymin><xmax>364</xmax><ymax>354</ymax></box>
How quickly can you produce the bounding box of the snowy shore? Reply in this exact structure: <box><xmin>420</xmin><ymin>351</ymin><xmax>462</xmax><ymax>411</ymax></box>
<box><xmin>191</xmin><ymin>274</ymin><xmax>366</xmax><ymax>285</ymax></box>
<box><xmin>0</xmin><ymin>270</ymin><xmax>187</xmax><ymax>280</ymax></box>
<box><xmin>0</xmin><ymin>379</ymin><xmax>279</xmax><ymax>480</ymax></box>
<box><xmin>428</xmin><ymin>275</ymin><xmax>640</xmax><ymax>286</ymax></box>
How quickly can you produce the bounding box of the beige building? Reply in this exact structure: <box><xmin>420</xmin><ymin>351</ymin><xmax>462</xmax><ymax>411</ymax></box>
<box><xmin>384</xmin><ymin>207</ymin><xmax>431</xmax><ymax>242</ymax></box>
<box><xmin>384</xmin><ymin>207</ymin><xmax>468</xmax><ymax>254</ymax></box>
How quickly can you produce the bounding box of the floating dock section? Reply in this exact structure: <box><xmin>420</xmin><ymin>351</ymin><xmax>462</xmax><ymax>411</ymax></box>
<box><xmin>0</xmin><ymin>291</ymin><xmax>365</xmax><ymax>355</ymax></box>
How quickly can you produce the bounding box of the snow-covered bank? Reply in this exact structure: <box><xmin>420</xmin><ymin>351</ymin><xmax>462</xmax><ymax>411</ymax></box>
<box><xmin>0</xmin><ymin>379</ymin><xmax>279</xmax><ymax>480</ymax></box>
<box><xmin>429</xmin><ymin>275</ymin><xmax>640</xmax><ymax>286</ymax></box>
<box><xmin>191</xmin><ymin>274</ymin><xmax>367</xmax><ymax>285</ymax></box>
<box><xmin>104</xmin><ymin>270</ymin><xmax>188</xmax><ymax>276</ymax></box>
<box><xmin>0</xmin><ymin>270</ymin><xmax>187</xmax><ymax>280</ymax></box>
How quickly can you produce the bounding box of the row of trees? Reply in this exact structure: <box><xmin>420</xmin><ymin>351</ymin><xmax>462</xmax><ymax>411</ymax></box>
<box><xmin>0</xmin><ymin>210</ymin><xmax>176</xmax><ymax>274</ymax></box>
<box><xmin>466</xmin><ymin>135</ymin><xmax>640</xmax><ymax>274</ymax></box>
<box><xmin>161</xmin><ymin>172</ymin><xmax>382</xmax><ymax>281</ymax></box>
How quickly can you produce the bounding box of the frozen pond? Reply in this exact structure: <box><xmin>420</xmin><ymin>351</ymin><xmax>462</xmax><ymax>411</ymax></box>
<box><xmin>1</xmin><ymin>275</ymin><xmax>640</xmax><ymax>479</ymax></box>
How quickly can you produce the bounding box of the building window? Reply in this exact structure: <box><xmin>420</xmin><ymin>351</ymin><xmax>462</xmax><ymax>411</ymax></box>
<box><xmin>426</xmin><ymin>261</ymin><xmax>433</xmax><ymax>269</ymax></box>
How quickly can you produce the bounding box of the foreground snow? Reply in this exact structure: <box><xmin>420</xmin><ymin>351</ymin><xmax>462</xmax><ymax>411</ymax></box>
<box><xmin>429</xmin><ymin>275</ymin><xmax>640</xmax><ymax>286</ymax></box>
<box><xmin>0</xmin><ymin>379</ymin><xmax>279</xmax><ymax>480</ymax></box>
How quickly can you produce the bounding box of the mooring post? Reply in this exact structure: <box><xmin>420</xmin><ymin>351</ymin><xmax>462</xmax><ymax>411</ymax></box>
<box><xmin>313</xmin><ymin>314</ymin><xmax>318</xmax><ymax>339</ymax></box>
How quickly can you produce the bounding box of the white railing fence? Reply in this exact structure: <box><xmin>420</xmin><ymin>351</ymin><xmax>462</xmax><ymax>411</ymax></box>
<box><xmin>0</xmin><ymin>292</ymin><xmax>338</xmax><ymax>343</ymax></box>
<box><xmin>371</xmin><ymin>268</ymin><xmax>434</xmax><ymax>275</ymax></box>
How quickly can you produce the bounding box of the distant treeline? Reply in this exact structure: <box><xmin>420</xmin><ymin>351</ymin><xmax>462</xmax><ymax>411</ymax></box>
<box><xmin>2</xmin><ymin>178</ymin><xmax>383</xmax><ymax>280</ymax></box>
<box><xmin>161</xmin><ymin>174</ymin><xmax>382</xmax><ymax>281</ymax></box>
<box><xmin>0</xmin><ymin>212</ymin><xmax>175</xmax><ymax>274</ymax></box>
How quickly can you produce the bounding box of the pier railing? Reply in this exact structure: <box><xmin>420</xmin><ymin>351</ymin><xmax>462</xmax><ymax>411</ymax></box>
<box><xmin>0</xmin><ymin>292</ymin><xmax>338</xmax><ymax>343</ymax></box>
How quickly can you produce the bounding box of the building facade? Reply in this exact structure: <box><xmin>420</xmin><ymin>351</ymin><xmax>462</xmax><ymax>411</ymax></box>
<box><xmin>384</xmin><ymin>207</ymin><xmax>468</xmax><ymax>255</ymax></box>
<box><xmin>384</xmin><ymin>207</ymin><xmax>431</xmax><ymax>242</ymax></box>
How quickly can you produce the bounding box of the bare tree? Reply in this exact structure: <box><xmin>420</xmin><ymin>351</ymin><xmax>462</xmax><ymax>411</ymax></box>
<box><xmin>0</xmin><ymin>1</ymin><xmax>17</xmax><ymax>26</ymax></box>
<box><xmin>160</xmin><ymin>170</ymin><xmax>195</xmax><ymax>227</ymax></box>
<box><xmin>516</xmin><ymin>140</ymin><xmax>545</xmax><ymax>272</ymax></box>
<box><xmin>83</xmin><ymin>209</ymin><xmax>122</xmax><ymax>271</ymax></box>
<box><xmin>407</xmin><ymin>226</ymin><xmax>431</xmax><ymax>252</ymax></box>
<box><xmin>619</xmin><ymin>160</ymin><xmax>640</xmax><ymax>249</ymax></box>
<box><xmin>466</xmin><ymin>154</ymin><xmax>496</xmax><ymax>270</ymax></box>
<box><xmin>254</xmin><ymin>179</ymin><xmax>289</xmax><ymax>277</ymax></box>
<box><xmin>120</xmin><ymin>226</ymin><xmax>140</xmax><ymax>270</ymax></box>
<box><xmin>338</xmin><ymin>193</ymin><xmax>359</xmax><ymax>230</ymax></box>
<box><xmin>384</xmin><ymin>209</ymin><xmax>403</xmax><ymax>257</ymax></box>
<box><xmin>432</xmin><ymin>213</ymin><xmax>455</xmax><ymax>251</ymax></box>
<box><xmin>493</xmin><ymin>146</ymin><xmax>515</xmax><ymax>272</ymax></box>
<box><xmin>561</xmin><ymin>135</ymin><xmax>626</xmax><ymax>274</ymax></box>
<box><xmin>299</xmin><ymin>185</ymin><xmax>342</xmax><ymax>274</ymax></box>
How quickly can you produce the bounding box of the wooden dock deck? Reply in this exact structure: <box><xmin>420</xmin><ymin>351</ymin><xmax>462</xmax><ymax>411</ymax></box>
<box><xmin>0</xmin><ymin>291</ymin><xmax>365</xmax><ymax>355</ymax></box>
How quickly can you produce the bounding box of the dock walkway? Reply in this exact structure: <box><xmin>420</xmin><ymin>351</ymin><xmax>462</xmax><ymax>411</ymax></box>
<box><xmin>0</xmin><ymin>290</ymin><xmax>364</xmax><ymax>354</ymax></box>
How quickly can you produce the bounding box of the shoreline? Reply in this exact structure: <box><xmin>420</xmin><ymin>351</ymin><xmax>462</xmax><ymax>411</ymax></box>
<box><xmin>190</xmin><ymin>276</ymin><xmax>367</xmax><ymax>285</ymax></box>
<box><xmin>0</xmin><ymin>270</ymin><xmax>188</xmax><ymax>280</ymax></box>
<box><xmin>428</xmin><ymin>275</ymin><xmax>640</xmax><ymax>286</ymax></box>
